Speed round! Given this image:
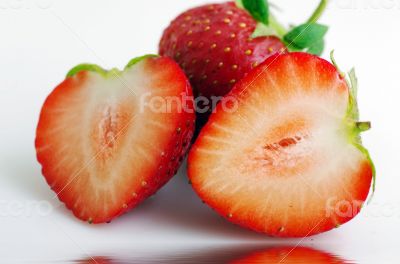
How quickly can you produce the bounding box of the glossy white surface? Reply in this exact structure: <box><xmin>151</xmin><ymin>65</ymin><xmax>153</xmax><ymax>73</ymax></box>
<box><xmin>0</xmin><ymin>0</ymin><xmax>399</xmax><ymax>263</ymax></box>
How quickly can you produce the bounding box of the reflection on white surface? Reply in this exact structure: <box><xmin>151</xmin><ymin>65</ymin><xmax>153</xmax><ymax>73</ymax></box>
<box><xmin>71</xmin><ymin>246</ymin><xmax>352</xmax><ymax>264</ymax></box>
<box><xmin>0</xmin><ymin>158</ymin><xmax>399</xmax><ymax>263</ymax></box>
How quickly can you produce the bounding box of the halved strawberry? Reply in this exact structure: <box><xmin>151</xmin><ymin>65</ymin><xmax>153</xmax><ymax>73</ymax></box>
<box><xmin>188</xmin><ymin>52</ymin><xmax>374</xmax><ymax>237</ymax></box>
<box><xmin>36</xmin><ymin>55</ymin><xmax>195</xmax><ymax>224</ymax></box>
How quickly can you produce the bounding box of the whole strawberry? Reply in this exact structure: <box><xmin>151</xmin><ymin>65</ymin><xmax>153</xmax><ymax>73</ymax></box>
<box><xmin>160</xmin><ymin>2</ymin><xmax>284</xmax><ymax>99</ymax></box>
<box><xmin>160</xmin><ymin>0</ymin><xmax>329</xmax><ymax>110</ymax></box>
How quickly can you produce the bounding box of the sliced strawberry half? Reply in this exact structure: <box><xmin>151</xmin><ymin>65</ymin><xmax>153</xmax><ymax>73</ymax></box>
<box><xmin>188</xmin><ymin>52</ymin><xmax>374</xmax><ymax>237</ymax></box>
<box><xmin>36</xmin><ymin>56</ymin><xmax>195</xmax><ymax>224</ymax></box>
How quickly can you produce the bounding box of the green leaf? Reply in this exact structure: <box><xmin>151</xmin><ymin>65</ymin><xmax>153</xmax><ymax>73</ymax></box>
<box><xmin>306</xmin><ymin>39</ymin><xmax>324</xmax><ymax>55</ymax></box>
<box><xmin>284</xmin><ymin>23</ymin><xmax>328</xmax><ymax>50</ymax></box>
<box><xmin>347</xmin><ymin>68</ymin><xmax>360</xmax><ymax>120</ymax></box>
<box><xmin>348</xmin><ymin>68</ymin><xmax>358</xmax><ymax>100</ymax></box>
<box><xmin>242</xmin><ymin>0</ymin><xmax>269</xmax><ymax>25</ymax></box>
<box><xmin>287</xmin><ymin>44</ymin><xmax>303</xmax><ymax>53</ymax></box>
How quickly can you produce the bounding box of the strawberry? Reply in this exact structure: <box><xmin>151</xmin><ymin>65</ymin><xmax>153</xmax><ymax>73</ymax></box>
<box><xmin>160</xmin><ymin>2</ymin><xmax>285</xmax><ymax>99</ymax></box>
<box><xmin>188</xmin><ymin>52</ymin><xmax>375</xmax><ymax>237</ymax></box>
<box><xmin>160</xmin><ymin>0</ymin><xmax>329</xmax><ymax>112</ymax></box>
<box><xmin>35</xmin><ymin>55</ymin><xmax>195</xmax><ymax>224</ymax></box>
<box><xmin>232</xmin><ymin>247</ymin><xmax>347</xmax><ymax>263</ymax></box>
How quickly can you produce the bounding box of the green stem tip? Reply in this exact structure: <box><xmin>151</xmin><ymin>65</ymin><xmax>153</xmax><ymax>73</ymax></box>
<box><xmin>356</xmin><ymin>121</ymin><xmax>371</xmax><ymax>132</ymax></box>
<box><xmin>307</xmin><ymin>0</ymin><xmax>329</xmax><ymax>23</ymax></box>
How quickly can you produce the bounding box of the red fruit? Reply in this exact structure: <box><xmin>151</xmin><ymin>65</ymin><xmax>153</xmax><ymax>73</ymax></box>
<box><xmin>188</xmin><ymin>52</ymin><xmax>374</xmax><ymax>237</ymax></box>
<box><xmin>232</xmin><ymin>247</ymin><xmax>348</xmax><ymax>263</ymax></box>
<box><xmin>159</xmin><ymin>2</ymin><xmax>286</xmax><ymax>99</ymax></box>
<box><xmin>36</xmin><ymin>56</ymin><xmax>195</xmax><ymax>224</ymax></box>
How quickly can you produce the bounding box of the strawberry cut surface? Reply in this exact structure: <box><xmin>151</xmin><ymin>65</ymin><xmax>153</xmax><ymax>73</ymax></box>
<box><xmin>36</xmin><ymin>56</ymin><xmax>195</xmax><ymax>223</ymax></box>
<box><xmin>188</xmin><ymin>52</ymin><xmax>374</xmax><ymax>237</ymax></box>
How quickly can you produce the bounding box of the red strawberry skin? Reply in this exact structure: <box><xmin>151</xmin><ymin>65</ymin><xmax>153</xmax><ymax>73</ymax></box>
<box><xmin>36</xmin><ymin>57</ymin><xmax>195</xmax><ymax>224</ymax></box>
<box><xmin>159</xmin><ymin>2</ymin><xmax>286</xmax><ymax>99</ymax></box>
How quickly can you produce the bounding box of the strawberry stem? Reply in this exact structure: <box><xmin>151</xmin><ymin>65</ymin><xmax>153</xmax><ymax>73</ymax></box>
<box><xmin>356</xmin><ymin>122</ymin><xmax>371</xmax><ymax>132</ymax></box>
<box><xmin>307</xmin><ymin>0</ymin><xmax>329</xmax><ymax>23</ymax></box>
<box><xmin>269</xmin><ymin>15</ymin><xmax>287</xmax><ymax>37</ymax></box>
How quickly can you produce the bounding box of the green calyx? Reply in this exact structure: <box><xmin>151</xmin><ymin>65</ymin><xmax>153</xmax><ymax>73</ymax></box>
<box><xmin>330</xmin><ymin>50</ymin><xmax>346</xmax><ymax>78</ymax></box>
<box><xmin>124</xmin><ymin>54</ymin><xmax>158</xmax><ymax>69</ymax></box>
<box><xmin>242</xmin><ymin>0</ymin><xmax>270</xmax><ymax>25</ymax></box>
<box><xmin>330</xmin><ymin>51</ymin><xmax>376</xmax><ymax>200</ymax></box>
<box><xmin>66</xmin><ymin>54</ymin><xmax>158</xmax><ymax>78</ymax></box>
<box><xmin>236</xmin><ymin>0</ymin><xmax>329</xmax><ymax>56</ymax></box>
<box><xmin>284</xmin><ymin>23</ymin><xmax>328</xmax><ymax>55</ymax></box>
<box><xmin>67</xmin><ymin>64</ymin><xmax>108</xmax><ymax>78</ymax></box>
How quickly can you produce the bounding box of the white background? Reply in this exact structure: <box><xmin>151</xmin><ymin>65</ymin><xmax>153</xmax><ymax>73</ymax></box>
<box><xmin>0</xmin><ymin>0</ymin><xmax>399</xmax><ymax>263</ymax></box>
